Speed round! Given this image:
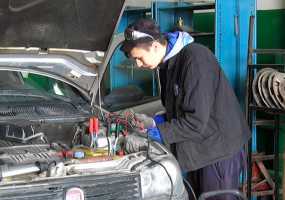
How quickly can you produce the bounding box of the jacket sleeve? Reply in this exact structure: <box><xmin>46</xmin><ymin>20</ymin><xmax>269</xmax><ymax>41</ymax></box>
<box><xmin>157</xmin><ymin>52</ymin><xmax>220</xmax><ymax>144</ymax></box>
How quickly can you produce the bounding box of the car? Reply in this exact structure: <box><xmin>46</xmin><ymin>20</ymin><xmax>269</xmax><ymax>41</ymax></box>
<box><xmin>0</xmin><ymin>0</ymin><xmax>188</xmax><ymax>200</ymax></box>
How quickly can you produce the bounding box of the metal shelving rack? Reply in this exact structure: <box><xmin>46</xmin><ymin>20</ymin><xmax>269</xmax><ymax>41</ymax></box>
<box><xmin>246</xmin><ymin>15</ymin><xmax>285</xmax><ymax>200</ymax></box>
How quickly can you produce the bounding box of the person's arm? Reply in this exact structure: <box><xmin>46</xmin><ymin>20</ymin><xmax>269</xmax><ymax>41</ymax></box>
<box><xmin>157</xmin><ymin>52</ymin><xmax>220</xmax><ymax>144</ymax></box>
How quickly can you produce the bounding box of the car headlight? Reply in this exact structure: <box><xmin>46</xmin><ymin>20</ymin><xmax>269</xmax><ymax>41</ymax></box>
<box><xmin>140</xmin><ymin>156</ymin><xmax>188</xmax><ymax>200</ymax></box>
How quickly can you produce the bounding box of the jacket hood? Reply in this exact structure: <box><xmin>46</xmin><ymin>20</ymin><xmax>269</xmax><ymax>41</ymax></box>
<box><xmin>163</xmin><ymin>31</ymin><xmax>194</xmax><ymax>62</ymax></box>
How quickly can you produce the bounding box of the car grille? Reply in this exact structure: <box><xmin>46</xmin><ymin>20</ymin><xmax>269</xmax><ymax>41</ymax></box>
<box><xmin>0</xmin><ymin>173</ymin><xmax>142</xmax><ymax>200</ymax></box>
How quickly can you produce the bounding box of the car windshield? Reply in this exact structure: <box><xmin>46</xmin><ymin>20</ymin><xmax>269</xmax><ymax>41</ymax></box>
<box><xmin>0</xmin><ymin>71</ymin><xmax>87</xmax><ymax>104</ymax></box>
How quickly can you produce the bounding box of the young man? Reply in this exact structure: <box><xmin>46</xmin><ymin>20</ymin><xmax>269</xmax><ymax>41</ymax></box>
<box><xmin>120</xmin><ymin>18</ymin><xmax>250</xmax><ymax>199</ymax></box>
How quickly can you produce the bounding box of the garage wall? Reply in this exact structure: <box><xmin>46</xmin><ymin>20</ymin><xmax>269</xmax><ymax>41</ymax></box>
<box><xmin>256</xmin><ymin>0</ymin><xmax>285</xmax><ymax>63</ymax></box>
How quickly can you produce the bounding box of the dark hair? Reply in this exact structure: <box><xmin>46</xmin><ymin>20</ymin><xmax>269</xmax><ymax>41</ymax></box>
<box><xmin>120</xmin><ymin>18</ymin><xmax>166</xmax><ymax>57</ymax></box>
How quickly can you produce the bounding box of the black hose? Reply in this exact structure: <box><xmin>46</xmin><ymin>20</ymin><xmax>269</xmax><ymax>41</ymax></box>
<box><xmin>183</xmin><ymin>177</ymin><xmax>197</xmax><ymax>200</ymax></box>
<box><xmin>146</xmin><ymin>136</ymin><xmax>174</xmax><ymax>200</ymax></box>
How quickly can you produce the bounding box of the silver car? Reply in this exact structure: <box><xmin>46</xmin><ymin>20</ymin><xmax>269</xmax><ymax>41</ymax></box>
<box><xmin>0</xmin><ymin>0</ymin><xmax>188</xmax><ymax>199</ymax></box>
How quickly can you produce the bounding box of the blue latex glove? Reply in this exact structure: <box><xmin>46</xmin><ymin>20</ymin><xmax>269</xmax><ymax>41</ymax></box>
<box><xmin>153</xmin><ymin>114</ymin><xmax>166</xmax><ymax>125</ymax></box>
<box><xmin>147</xmin><ymin>113</ymin><xmax>166</xmax><ymax>144</ymax></box>
<box><xmin>147</xmin><ymin>127</ymin><xmax>163</xmax><ymax>144</ymax></box>
<box><xmin>134</xmin><ymin>113</ymin><xmax>165</xmax><ymax>143</ymax></box>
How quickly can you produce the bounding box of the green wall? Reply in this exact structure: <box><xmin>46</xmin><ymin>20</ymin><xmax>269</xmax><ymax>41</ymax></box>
<box><xmin>257</xmin><ymin>9</ymin><xmax>285</xmax><ymax>64</ymax></box>
<box><xmin>193</xmin><ymin>12</ymin><xmax>215</xmax><ymax>52</ymax></box>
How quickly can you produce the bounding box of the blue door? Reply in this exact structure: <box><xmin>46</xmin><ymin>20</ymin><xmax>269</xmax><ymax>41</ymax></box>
<box><xmin>216</xmin><ymin>0</ymin><xmax>256</xmax><ymax>101</ymax></box>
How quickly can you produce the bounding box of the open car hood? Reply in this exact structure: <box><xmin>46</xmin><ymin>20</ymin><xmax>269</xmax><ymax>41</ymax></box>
<box><xmin>0</xmin><ymin>0</ymin><xmax>125</xmax><ymax>51</ymax></box>
<box><xmin>0</xmin><ymin>0</ymin><xmax>125</xmax><ymax>98</ymax></box>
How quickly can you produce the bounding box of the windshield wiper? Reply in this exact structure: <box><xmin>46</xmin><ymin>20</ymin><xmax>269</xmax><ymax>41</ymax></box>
<box><xmin>0</xmin><ymin>89</ymin><xmax>73</xmax><ymax>103</ymax></box>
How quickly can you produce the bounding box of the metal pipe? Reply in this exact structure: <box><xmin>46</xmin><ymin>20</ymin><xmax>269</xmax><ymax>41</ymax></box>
<box><xmin>0</xmin><ymin>164</ymin><xmax>40</xmax><ymax>180</ymax></box>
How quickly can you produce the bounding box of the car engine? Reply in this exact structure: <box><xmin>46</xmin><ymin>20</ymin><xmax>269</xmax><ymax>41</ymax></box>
<box><xmin>0</xmin><ymin>110</ymin><xmax>149</xmax><ymax>184</ymax></box>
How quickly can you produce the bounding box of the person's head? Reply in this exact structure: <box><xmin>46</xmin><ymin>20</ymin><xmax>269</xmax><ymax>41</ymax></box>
<box><xmin>120</xmin><ymin>19</ymin><xmax>167</xmax><ymax>69</ymax></box>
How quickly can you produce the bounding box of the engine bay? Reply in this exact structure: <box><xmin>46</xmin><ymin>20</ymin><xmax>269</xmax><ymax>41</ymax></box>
<box><xmin>0</xmin><ymin>110</ymin><xmax>150</xmax><ymax>184</ymax></box>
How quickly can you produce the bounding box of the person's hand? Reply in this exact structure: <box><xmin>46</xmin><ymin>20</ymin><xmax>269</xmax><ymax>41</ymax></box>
<box><xmin>124</xmin><ymin>133</ymin><xmax>148</xmax><ymax>154</ymax></box>
<box><xmin>153</xmin><ymin>113</ymin><xmax>166</xmax><ymax>125</ymax></box>
<box><xmin>134</xmin><ymin>113</ymin><xmax>155</xmax><ymax>129</ymax></box>
<box><xmin>147</xmin><ymin>127</ymin><xmax>163</xmax><ymax>144</ymax></box>
<box><xmin>134</xmin><ymin>113</ymin><xmax>164</xmax><ymax>144</ymax></box>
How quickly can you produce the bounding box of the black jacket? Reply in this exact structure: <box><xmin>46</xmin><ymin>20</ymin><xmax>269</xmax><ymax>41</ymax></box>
<box><xmin>157</xmin><ymin>43</ymin><xmax>251</xmax><ymax>171</ymax></box>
